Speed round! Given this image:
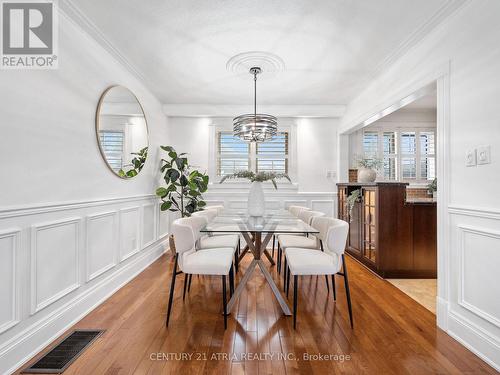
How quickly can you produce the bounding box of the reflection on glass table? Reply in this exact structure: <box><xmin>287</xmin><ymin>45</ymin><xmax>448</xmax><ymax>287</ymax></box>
<box><xmin>200</xmin><ymin>210</ymin><xmax>319</xmax><ymax>316</ymax></box>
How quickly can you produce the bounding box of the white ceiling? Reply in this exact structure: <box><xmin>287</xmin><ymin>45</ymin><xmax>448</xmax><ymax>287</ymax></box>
<box><xmin>67</xmin><ymin>0</ymin><xmax>463</xmax><ymax>106</ymax></box>
<box><xmin>404</xmin><ymin>92</ymin><xmax>437</xmax><ymax>110</ymax></box>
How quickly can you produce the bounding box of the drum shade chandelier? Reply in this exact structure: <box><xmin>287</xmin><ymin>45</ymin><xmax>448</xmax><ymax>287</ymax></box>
<box><xmin>233</xmin><ymin>67</ymin><xmax>278</xmax><ymax>142</ymax></box>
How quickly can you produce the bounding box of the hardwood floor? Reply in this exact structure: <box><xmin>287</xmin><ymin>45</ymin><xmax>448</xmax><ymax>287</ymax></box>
<box><xmin>15</xmin><ymin>251</ymin><xmax>496</xmax><ymax>375</ymax></box>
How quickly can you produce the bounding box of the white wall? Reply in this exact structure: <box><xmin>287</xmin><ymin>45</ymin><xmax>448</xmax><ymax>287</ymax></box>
<box><xmin>166</xmin><ymin>116</ymin><xmax>339</xmax><ymax>193</ymax></box>
<box><xmin>0</xmin><ymin>12</ymin><xmax>169</xmax><ymax>374</ymax></box>
<box><xmin>339</xmin><ymin>1</ymin><xmax>500</xmax><ymax>370</ymax></box>
<box><xmin>296</xmin><ymin>118</ymin><xmax>338</xmax><ymax>192</ymax></box>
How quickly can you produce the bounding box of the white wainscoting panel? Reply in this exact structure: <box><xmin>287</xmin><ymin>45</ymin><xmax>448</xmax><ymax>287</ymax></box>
<box><xmin>227</xmin><ymin>201</ymin><xmax>248</xmax><ymax>210</ymax></box>
<box><xmin>204</xmin><ymin>183</ymin><xmax>337</xmax><ymax>218</ymax></box>
<box><xmin>158</xmin><ymin>203</ymin><xmax>169</xmax><ymax>239</ymax></box>
<box><xmin>458</xmin><ymin>225</ymin><xmax>500</xmax><ymax>328</ymax></box>
<box><xmin>0</xmin><ymin>229</ymin><xmax>20</xmax><ymax>334</ymax></box>
<box><xmin>0</xmin><ymin>194</ymin><xmax>168</xmax><ymax>374</ymax></box>
<box><xmin>119</xmin><ymin>207</ymin><xmax>140</xmax><ymax>262</ymax></box>
<box><xmin>283</xmin><ymin>200</ymin><xmax>308</xmax><ymax>209</ymax></box>
<box><xmin>449</xmin><ymin>205</ymin><xmax>500</xmax><ymax>371</ymax></box>
<box><xmin>311</xmin><ymin>200</ymin><xmax>336</xmax><ymax>217</ymax></box>
<box><xmin>142</xmin><ymin>203</ymin><xmax>156</xmax><ymax>248</ymax></box>
<box><xmin>30</xmin><ymin>218</ymin><xmax>81</xmax><ymax>314</ymax></box>
<box><xmin>86</xmin><ymin>211</ymin><xmax>117</xmax><ymax>282</ymax></box>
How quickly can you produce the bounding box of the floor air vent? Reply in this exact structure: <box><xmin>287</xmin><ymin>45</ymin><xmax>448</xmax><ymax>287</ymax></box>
<box><xmin>22</xmin><ymin>329</ymin><xmax>104</xmax><ymax>373</ymax></box>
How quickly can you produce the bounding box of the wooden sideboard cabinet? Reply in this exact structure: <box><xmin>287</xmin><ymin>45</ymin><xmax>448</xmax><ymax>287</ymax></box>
<box><xmin>337</xmin><ymin>182</ymin><xmax>437</xmax><ymax>278</ymax></box>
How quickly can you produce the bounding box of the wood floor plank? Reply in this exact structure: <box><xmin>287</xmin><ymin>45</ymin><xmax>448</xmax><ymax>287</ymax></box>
<box><xmin>13</xmin><ymin>252</ymin><xmax>497</xmax><ymax>375</ymax></box>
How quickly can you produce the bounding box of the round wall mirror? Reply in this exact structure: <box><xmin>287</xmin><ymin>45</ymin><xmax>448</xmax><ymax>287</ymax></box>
<box><xmin>96</xmin><ymin>86</ymin><xmax>149</xmax><ymax>178</ymax></box>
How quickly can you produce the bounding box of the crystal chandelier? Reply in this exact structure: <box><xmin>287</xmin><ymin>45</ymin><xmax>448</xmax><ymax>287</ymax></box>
<box><xmin>233</xmin><ymin>67</ymin><xmax>278</xmax><ymax>142</ymax></box>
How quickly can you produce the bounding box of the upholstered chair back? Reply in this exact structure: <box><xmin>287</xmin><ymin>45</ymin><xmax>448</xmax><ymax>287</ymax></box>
<box><xmin>288</xmin><ymin>205</ymin><xmax>310</xmax><ymax>217</ymax></box>
<box><xmin>325</xmin><ymin>219</ymin><xmax>349</xmax><ymax>255</ymax></box>
<box><xmin>192</xmin><ymin>209</ymin><xmax>217</xmax><ymax>223</ymax></box>
<box><xmin>204</xmin><ymin>205</ymin><xmax>224</xmax><ymax>214</ymax></box>
<box><xmin>298</xmin><ymin>210</ymin><xmax>325</xmax><ymax>225</ymax></box>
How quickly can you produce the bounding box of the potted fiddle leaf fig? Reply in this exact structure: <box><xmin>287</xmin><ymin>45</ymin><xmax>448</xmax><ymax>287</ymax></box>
<box><xmin>156</xmin><ymin>146</ymin><xmax>209</xmax><ymax>217</ymax></box>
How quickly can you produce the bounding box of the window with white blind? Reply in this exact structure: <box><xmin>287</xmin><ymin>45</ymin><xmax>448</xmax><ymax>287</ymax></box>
<box><xmin>256</xmin><ymin>132</ymin><xmax>288</xmax><ymax>174</ymax></box>
<box><xmin>362</xmin><ymin>128</ymin><xmax>436</xmax><ymax>182</ymax></box>
<box><xmin>99</xmin><ymin>130</ymin><xmax>124</xmax><ymax>172</ymax></box>
<box><xmin>420</xmin><ymin>131</ymin><xmax>436</xmax><ymax>180</ymax></box>
<box><xmin>216</xmin><ymin>131</ymin><xmax>289</xmax><ymax>176</ymax></box>
<box><xmin>401</xmin><ymin>131</ymin><xmax>417</xmax><ymax>179</ymax></box>
<box><xmin>216</xmin><ymin>132</ymin><xmax>249</xmax><ymax>176</ymax></box>
<box><xmin>383</xmin><ymin>131</ymin><xmax>397</xmax><ymax>180</ymax></box>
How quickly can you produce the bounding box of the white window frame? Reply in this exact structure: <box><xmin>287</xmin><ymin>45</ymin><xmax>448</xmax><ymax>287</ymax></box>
<box><xmin>362</xmin><ymin>125</ymin><xmax>436</xmax><ymax>184</ymax></box>
<box><xmin>208</xmin><ymin>119</ymin><xmax>297</xmax><ymax>183</ymax></box>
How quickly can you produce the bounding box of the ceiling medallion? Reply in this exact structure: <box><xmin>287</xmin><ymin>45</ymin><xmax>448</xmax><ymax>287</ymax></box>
<box><xmin>226</xmin><ymin>51</ymin><xmax>285</xmax><ymax>77</ymax></box>
<box><xmin>233</xmin><ymin>66</ymin><xmax>278</xmax><ymax>143</ymax></box>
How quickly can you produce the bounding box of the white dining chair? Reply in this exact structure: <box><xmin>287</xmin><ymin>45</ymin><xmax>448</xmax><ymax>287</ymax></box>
<box><xmin>183</xmin><ymin>214</ymin><xmax>240</xmax><ymax>292</ymax></box>
<box><xmin>276</xmin><ymin>211</ymin><xmax>325</xmax><ymax>274</ymax></box>
<box><xmin>271</xmin><ymin>205</ymin><xmax>311</xmax><ymax>261</ymax></box>
<box><xmin>279</xmin><ymin>215</ymin><xmax>331</xmax><ymax>293</ymax></box>
<box><xmin>166</xmin><ymin>217</ymin><xmax>235</xmax><ymax>329</ymax></box>
<box><xmin>298</xmin><ymin>210</ymin><xmax>325</xmax><ymax>225</ymax></box>
<box><xmin>284</xmin><ymin>218</ymin><xmax>353</xmax><ymax>329</ymax></box>
<box><xmin>288</xmin><ymin>205</ymin><xmax>310</xmax><ymax>217</ymax></box>
<box><xmin>192</xmin><ymin>209</ymin><xmax>241</xmax><ymax>258</ymax></box>
<box><xmin>204</xmin><ymin>205</ymin><xmax>225</xmax><ymax>214</ymax></box>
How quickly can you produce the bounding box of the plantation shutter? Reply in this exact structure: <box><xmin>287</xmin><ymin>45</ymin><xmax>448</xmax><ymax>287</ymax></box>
<box><xmin>216</xmin><ymin>132</ymin><xmax>250</xmax><ymax>176</ymax></box>
<box><xmin>99</xmin><ymin>130</ymin><xmax>124</xmax><ymax>172</ymax></box>
<box><xmin>256</xmin><ymin>132</ymin><xmax>289</xmax><ymax>174</ymax></box>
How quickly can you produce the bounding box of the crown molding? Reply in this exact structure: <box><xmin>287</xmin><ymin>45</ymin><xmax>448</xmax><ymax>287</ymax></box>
<box><xmin>371</xmin><ymin>0</ymin><xmax>469</xmax><ymax>78</ymax></box>
<box><xmin>59</xmin><ymin>0</ymin><xmax>147</xmax><ymax>83</ymax></box>
<box><xmin>162</xmin><ymin>104</ymin><xmax>346</xmax><ymax>118</ymax></box>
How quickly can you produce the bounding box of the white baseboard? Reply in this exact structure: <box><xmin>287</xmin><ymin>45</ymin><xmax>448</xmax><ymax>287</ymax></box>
<box><xmin>0</xmin><ymin>237</ymin><xmax>168</xmax><ymax>375</ymax></box>
<box><xmin>447</xmin><ymin>311</ymin><xmax>500</xmax><ymax>372</ymax></box>
<box><xmin>436</xmin><ymin>296</ymin><xmax>449</xmax><ymax>330</ymax></box>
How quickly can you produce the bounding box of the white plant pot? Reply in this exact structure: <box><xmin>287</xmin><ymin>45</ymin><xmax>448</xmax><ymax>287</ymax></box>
<box><xmin>357</xmin><ymin>168</ymin><xmax>377</xmax><ymax>183</ymax></box>
<box><xmin>248</xmin><ymin>181</ymin><xmax>265</xmax><ymax>216</ymax></box>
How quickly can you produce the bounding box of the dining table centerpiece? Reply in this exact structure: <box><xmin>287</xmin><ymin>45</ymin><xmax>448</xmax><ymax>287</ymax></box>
<box><xmin>220</xmin><ymin>171</ymin><xmax>291</xmax><ymax>216</ymax></box>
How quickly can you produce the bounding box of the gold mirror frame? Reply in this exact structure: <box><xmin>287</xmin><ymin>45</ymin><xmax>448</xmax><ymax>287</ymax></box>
<box><xmin>95</xmin><ymin>85</ymin><xmax>149</xmax><ymax>179</ymax></box>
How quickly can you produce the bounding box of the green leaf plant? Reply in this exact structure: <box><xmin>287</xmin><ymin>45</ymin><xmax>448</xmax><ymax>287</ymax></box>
<box><xmin>346</xmin><ymin>189</ymin><xmax>362</xmax><ymax>219</ymax></box>
<box><xmin>220</xmin><ymin>170</ymin><xmax>291</xmax><ymax>189</ymax></box>
<box><xmin>118</xmin><ymin>147</ymin><xmax>148</xmax><ymax>178</ymax></box>
<box><xmin>155</xmin><ymin>146</ymin><xmax>209</xmax><ymax>217</ymax></box>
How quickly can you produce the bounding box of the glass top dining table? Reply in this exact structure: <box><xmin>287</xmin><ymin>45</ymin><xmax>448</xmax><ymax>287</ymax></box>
<box><xmin>200</xmin><ymin>210</ymin><xmax>319</xmax><ymax>316</ymax></box>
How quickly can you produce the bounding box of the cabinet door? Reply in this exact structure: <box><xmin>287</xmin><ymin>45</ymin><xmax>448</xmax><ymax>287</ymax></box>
<box><xmin>362</xmin><ymin>188</ymin><xmax>377</xmax><ymax>264</ymax></box>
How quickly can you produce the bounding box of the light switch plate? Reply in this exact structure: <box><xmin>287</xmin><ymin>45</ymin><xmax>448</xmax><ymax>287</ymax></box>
<box><xmin>466</xmin><ymin>149</ymin><xmax>477</xmax><ymax>167</ymax></box>
<box><xmin>477</xmin><ymin>145</ymin><xmax>491</xmax><ymax>165</ymax></box>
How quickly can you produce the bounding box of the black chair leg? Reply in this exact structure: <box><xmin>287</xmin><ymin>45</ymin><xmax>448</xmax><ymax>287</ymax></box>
<box><xmin>222</xmin><ymin>275</ymin><xmax>227</xmax><ymax>329</ymax></box>
<box><xmin>182</xmin><ymin>273</ymin><xmax>188</xmax><ymax>301</ymax></box>
<box><xmin>277</xmin><ymin>243</ymin><xmax>281</xmax><ymax>274</ymax></box>
<box><xmin>286</xmin><ymin>266</ymin><xmax>291</xmax><ymax>297</ymax></box>
<box><xmin>229</xmin><ymin>265</ymin><xmax>234</xmax><ymax>297</ymax></box>
<box><xmin>331</xmin><ymin>274</ymin><xmax>336</xmax><ymax>301</ymax></box>
<box><xmin>293</xmin><ymin>275</ymin><xmax>298</xmax><ymax>329</ymax></box>
<box><xmin>166</xmin><ymin>255</ymin><xmax>178</xmax><ymax>327</ymax></box>
<box><xmin>272</xmin><ymin>235</ymin><xmax>275</xmax><ymax>258</ymax></box>
<box><xmin>342</xmin><ymin>255</ymin><xmax>353</xmax><ymax>328</ymax></box>
<box><xmin>325</xmin><ymin>275</ymin><xmax>330</xmax><ymax>293</ymax></box>
<box><xmin>283</xmin><ymin>257</ymin><xmax>287</xmax><ymax>290</ymax></box>
<box><xmin>235</xmin><ymin>240</ymin><xmax>240</xmax><ymax>273</ymax></box>
<box><xmin>188</xmin><ymin>274</ymin><xmax>192</xmax><ymax>293</ymax></box>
